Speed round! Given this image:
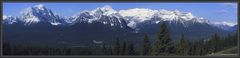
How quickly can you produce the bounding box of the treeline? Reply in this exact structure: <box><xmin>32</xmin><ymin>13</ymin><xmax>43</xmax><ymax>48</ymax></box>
<box><xmin>111</xmin><ymin>22</ymin><xmax>238</xmax><ymax>56</ymax></box>
<box><xmin>3</xmin><ymin>22</ymin><xmax>238</xmax><ymax>56</ymax></box>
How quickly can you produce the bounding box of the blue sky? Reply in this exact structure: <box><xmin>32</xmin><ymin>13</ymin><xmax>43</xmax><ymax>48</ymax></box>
<box><xmin>3</xmin><ymin>3</ymin><xmax>238</xmax><ymax>23</ymax></box>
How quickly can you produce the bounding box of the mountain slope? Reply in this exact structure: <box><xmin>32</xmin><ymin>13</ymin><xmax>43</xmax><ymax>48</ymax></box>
<box><xmin>2</xmin><ymin>4</ymin><xmax>235</xmax><ymax>46</ymax></box>
<box><xmin>212</xmin><ymin>21</ymin><xmax>237</xmax><ymax>31</ymax></box>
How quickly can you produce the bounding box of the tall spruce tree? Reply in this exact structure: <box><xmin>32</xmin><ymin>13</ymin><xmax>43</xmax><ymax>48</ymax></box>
<box><xmin>233</xmin><ymin>32</ymin><xmax>238</xmax><ymax>46</ymax></box>
<box><xmin>209</xmin><ymin>33</ymin><xmax>220</xmax><ymax>54</ymax></box>
<box><xmin>128</xmin><ymin>43</ymin><xmax>135</xmax><ymax>55</ymax></box>
<box><xmin>121</xmin><ymin>41</ymin><xmax>127</xmax><ymax>55</ymax></box>
<box><xmin>188</xmin><ymin>41</ymin><xmax>196</xmax><ymax>55</ymax></box>
<box><xmin>101</xmin><ymin>43</ymin><xmax>108</xmax><ymax>55</ymax></box>
<box><xmin>151</xmin><ymin>22</ymin><xmax>172</xmax><ymax>56</ymax></box>
<box><xmin>113</xmin><ymin>37</ymin><xmax>121</xmax><ymax>55</ymax></box>
<box><xmin>177</xmin><ymin>34</ymin><xmax>189</xmax><ymax>56</ymax></box>
<box><xmin>124</xmin><ymin>40</ymin><xmax>130</xmax><ymax>55</ymax></box>
<box><xmin>142</xmin><ymin>33</ymin><xmax>150</xmax><ymax>55</ymax></box>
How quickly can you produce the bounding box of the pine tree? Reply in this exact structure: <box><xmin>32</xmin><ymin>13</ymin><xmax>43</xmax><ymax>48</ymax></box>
<box><xmin>177</xmin><ymin>34</ymin><xmax>189</xmax><ymax>56</ymax></box>
<box><xmin>109</xmin><ymin>46</ymin><xmax>113</xmax><ymax>55</ymax></box>
<box><xmin>151</xmin><ymin>22</ymin><xmax>172</xmax><ymax>56</ymax></box>
<box><xmin>229</xmin><ymin>32</ymin><xmax>238</xmax><ymax>46</ymax></box>
<box><xmin>121</xmin><ymin>41</ymin><xmax>127</xmax><ymax>55</ymax></box>
<box><xmin>233</xmin><ymin>32</ymin><xmax>238</xmax><ymax>46</ymax></box>
<box><xmin>208</xmin><ymin>33</ymin><xmax>220</xmax><ymax>54</ymax></box>
<box><xmin>188</xmin><ymin>41</ymin><xmax>195</xmax><ymax>55</ymax></box>
<box><xmin>101</xmin><ymin>43</ymin><xmax>108</xmax><ymax>55</ymax></box>
<box><xmin>3</xmin><ymin>42</ymin><xmax>12</xmax><ymax>55</ymax></box>
<box><xmin>142</xmin><ymin>33</ymin><xmax>150</xmax><ymax>55</ymax></box>
<box><xmin>128</xmin><ymin>43</ymin><xmax>135</xmax><ymax>55</ymax></box>
<box><xmin>113</xmin><ymin>37</ymin><xmax>121</xmax><ymax>55</ymax></box>
<box><xmin>124</xmin><ymin>40</ymin><xmax>130</xmax><ymax>55</ymax></box>
<box><xmin>200</xmin><ymin>40</ymin><xmax>208</xmax><ymax>55</ymax></box>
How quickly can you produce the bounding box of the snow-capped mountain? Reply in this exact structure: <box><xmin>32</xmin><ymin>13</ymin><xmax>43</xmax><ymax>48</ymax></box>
<box><xmin>119</xmin><ymin>9</ymin><xmax>210</xmax><ymax>28</ymax></box>
<box><xmin>4</xmin><ymin>5</ymin><xmax>212</xmax><ymax>28</ymax></box>
<box><xmin>69</xmin><ymin>5</ymin><xmax>126</xmax><ymax>28</ymax></box>
<box><xmin>212</xmin><ymin>21</ymin><xmax>237</xmax><ymax>31</ymax></box>
<box><xmin>3</xmin><ymin>4</ymin><xmax>212</xmax><ymax>28</ymax></box>
<box><xmin>17</xmin><ymin>4</ymin><xmax>65</xmax><ymax>26</ymax></box>
<box><xmin>3</xmin><ymin>15</ymin><xmax>19</xmax><ymax>24</ymax></box>
<box><xmin>3</xmin><ymin>4</ymin><xmax>234</xmax><ymax>44</ymax></box>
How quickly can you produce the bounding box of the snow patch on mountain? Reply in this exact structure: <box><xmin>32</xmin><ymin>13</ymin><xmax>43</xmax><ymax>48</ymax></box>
<box><xmin>20</xmin><ymin>4</ymin><xmax>60</xmax><ymax>25</ymax></box>
<box><xmin>119</xmin><ymin>8</ymin><xmax>158</xmax><ymax>22</ymax></box>
<box><xmin>119</xmin><ymin>8</ymin><xmax>209</xmax><ymax>28</ymax></box>
<box><xmin>91</xmin><ymin>5</ymin><xmax>121</xmax><ymax>18</ymax></box>
<box><xmin>213</xmin><ymin>21</ymin><xmax>237</xmax><ymax>27</ymax></box>
<box><xmin>34</xmin><ymin>4</ymin><xmax>45</xmax><ymax>10</ymax></box>
<box><xmin>212</xmin><ymin>21</ymin><xmax>237</xmax><ymax>30</ymax></box>
<box><xmin>3</xmin><ymin>15</ymin><xmax>18</xmax><ymax>24</ymax></box>
<box><xmin>93</xmin><ymin>5</ymin><xmax>118</xmax><ymax>16</ymax></box>
<box><xmin>3</xmin><ymin>5</ymin><xmax>222</xmax><ymax>30</ymax></box>
<box><xmin>3</xmin><ymin>15</ymin><xmax>7</xmax><ymax>20</ymax></box>
<box><xmin>127</xmin><ymin>21</ymin><xmax>137</xmax><ymax>28</ymax></box>
<box><xmin>51</xmin><ymin>22</ymin><xmax>61</xmax><ymax>25</ymax></box>
<box><xmin>70</xmin><ymin>5</ymin><xmax>122</xmax><ymax>24</ymax></box>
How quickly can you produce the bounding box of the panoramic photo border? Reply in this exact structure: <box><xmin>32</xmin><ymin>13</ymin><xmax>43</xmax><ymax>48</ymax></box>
<box><xmin>0</xmin><ymin>0</ymin><xmax>239</xmax><ymax>58</ymax></box>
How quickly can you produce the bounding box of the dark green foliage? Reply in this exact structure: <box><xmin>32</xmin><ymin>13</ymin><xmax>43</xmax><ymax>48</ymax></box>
<box><xmin>128</xmin><ymin>43</ymin><xmax>135</xmax><ymax>55</ymax></box>
<box><xmin>176</xmin><ymin>34</ymin><xmax>189</xmax><ymax>56</ymax></box>
<box><xmin>142</xmin><ymin>33</ymin><xmax>150</xmax><ymax>55</ymax></box>
<box><xmin>2</xmin><ymin>24</ymin><xmax>238</xmax><ymax>56</ymax></box>
<box><xmin>188</xmin><ymin>40</ymin><xmax>207</xmax><ymax>56</ymax></box>
<box><xmin>101</xmin><ymin>44</ymin><xmax>108</xmax><ymax>55</ymax></box>
<box><xmin>113</xmin><ymin>37</ymin><xmax>121</xmax><ymax>55</ymax></box>
<box><xmin>219</xmin><ymin>32</ymin><xmax>238</xmax><ymax>51</ymax></box>
<box><xmin>121</xmin><ymin>41</ymin><xmax>127</xmax><ymax>55</ymax></box>
<box><xmin>151</xmin><ymin>22</ymin><xmax>173</xmax><ymax>56</ymax></box>
<box><xmin>208</xmin><ymin>33</ymin><xmax>221</xmax><ymax>53</ymax></box>
<box><xmin>124</xmin><ymin>41</ymin><xmax>131</xmax><ymax>55</ymax></box>
<box><xmin>3</xmin><ymin>32</ymin><xmax>237</xmax><ymax>56</ymax></box>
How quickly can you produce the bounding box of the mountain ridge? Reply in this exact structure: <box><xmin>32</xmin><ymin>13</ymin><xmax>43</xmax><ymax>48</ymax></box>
<box><xmin>3</xmin><ymin>4</ymin><xmax>237</xmax><ymax>46</ymax></box>
<box><xmin>3</xmin><ymin>4</ymin><xmax>224</xmax><ymax>28</ymax></box>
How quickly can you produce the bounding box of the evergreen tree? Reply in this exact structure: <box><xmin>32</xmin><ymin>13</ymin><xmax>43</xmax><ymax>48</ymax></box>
<box><xmin>229</xmin><ymin>32</ymin><xmax>238</xmax><ymax>46</ymax></box>
<box><xmin>109</xmin><ymin>46</ymin><xmax>113</xmax><ymax>55</ymax></box>
<box><xmin>191</xmin><ymin>39</ymin><xmax>207</xmax><ymax>56</ymax></box>
<box><xmin>124</xmin><ymin>40</ymin><xmax>130</xmax><ymax>55</ymax></box>
<box><xmin>113</xmin><ymin>37</ymin><xmax>121</xmax><ymax>55</ymax></box>
<box><xmin>208</xmin><ymin>33</ymin><xmax>220</xmax><ymax>54</ymax></box>
<box><xmin>151</xmin><ymin>22</ymin><xmax>172</xmax><ymax>56</ymax></box>
<box><xmin>233</xmin><ymin>32</ymin><xmax>238</xmax><ymax>46</ymax></box>
<box><xmin>3</xmin><ymin>42</ymin><xmax>12</xmax><ymax>55</ymax></box>
<box><xmin>222</xmin><ymin>32</ymin><xmax>238</xmax><ymax>49</ymax></box>
<box><xmin>227</xmin><ymin>34</ymin><xmax>233</xmax><ymax>46</ymax></box>
<box><xmin>200</xmin><ymin>40</ymin><xmax>208</xmax><ymax>55</ymax></box>
<box><xmin>128</xmin><ymin>43</ymin><xmax>135</xmax><ymax>55</ymax></box>
<box><xmin>177</xmin><ymin>34</ymin><xmax>189</xmax><ymax>56</ymax></box>
<box><xmin>101</xmin><ymin>43</ymin><xmax>108</xmax><ymax>55</ymax></box>
<box><xmin>121</xmin><ymin>41</ymin><xmax>127</xmax><ymax>55</ymax></box>
<box><xmin>188</xmin><ymin>41</ymin><xmax>196</xmax><ymax>55</ymax></box>
<box><xmin>142</xmin><ymin>33</ymin><xmax>150</xmax><ymax>55</ymax></box>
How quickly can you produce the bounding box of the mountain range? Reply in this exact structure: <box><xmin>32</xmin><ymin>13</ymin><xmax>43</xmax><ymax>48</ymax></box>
<box><xmin>3</xmin><ymin>4</ymin><xmax>238</xmax><ymax>46</ymax></box>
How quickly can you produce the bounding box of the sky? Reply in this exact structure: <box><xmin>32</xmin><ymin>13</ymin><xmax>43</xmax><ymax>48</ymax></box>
<box><xmin>3</xmin><ymin>3</ymin><xmax>238</xmax><ymax>24</ymax></box>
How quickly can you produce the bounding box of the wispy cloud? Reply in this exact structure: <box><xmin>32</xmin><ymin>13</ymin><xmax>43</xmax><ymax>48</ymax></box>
<box><xmin>215</xmin><ymin>10</ymin><xmax>228</xmax><ymax>14</ymax></box>
<box><xmin>223</xmin><ymin>3</ymin><xmax>237</xmax><ymax>8</ymax></box>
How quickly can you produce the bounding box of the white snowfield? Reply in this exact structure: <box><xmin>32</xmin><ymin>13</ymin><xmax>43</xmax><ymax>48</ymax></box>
<box><xmin>3</xmin><ymin>4</ymin><xmax>237</xmax><ymax>29</ymax></box>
